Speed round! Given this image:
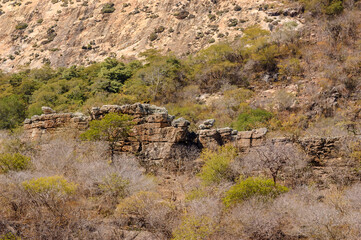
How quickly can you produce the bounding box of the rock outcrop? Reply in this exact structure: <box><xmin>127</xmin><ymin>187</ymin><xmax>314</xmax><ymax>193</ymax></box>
<box><xmin>24</xmin><ymin>107</ymin><xmax>89</xmax><ymax>140</ymax></box>
<box><xmin>23</xmin><ymin>103</ymin><xmax>357</xmax><ymax>173</ymax></box>
<box><xmin>24</xmin><ymin>103</ymin><xmax>269</xmax><ymax>163</ymax></box>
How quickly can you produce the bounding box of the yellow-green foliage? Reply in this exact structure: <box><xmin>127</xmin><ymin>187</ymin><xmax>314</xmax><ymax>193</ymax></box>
<box><xmin>172</xmin><ymin>215</ymin><xmax>217</xmax><ymax>240</ymax></box>
<box><xmin>185</xmin><ymin>188</ymin><xmax>207</xmax><ymax>201</ymax></box>
<box><xmin>0</xmin><ymin>233</ymin><xmax>21</xmax><ymax>240</ymax></box>
<box><xmin>99</xmin><ymin>173</ymin><xmax>129</xmax><ymax>199</ymax></box>
<box><xmin>0</xmin><ymin>153</ymin><xmax>31</xmax><ymax>173</ymax></box>
<box><xmin>278</xmin><ymin>58</ymin><xmax>302</xmax><ymax>77</ymax></box>
<box><xmin>223</xmin><ymin>177</ymin><xmax>289</xmax><ymax>207</ymax></box>
<box><xmin>115</xmin><ymin>191</ymin><xmax>174</xmax><ymax>229</ymax></box>
<box><xmin>22</xmin><ymin>176</ymin><xmax>77</xmax><ymax>196</ymax></box>
<box><xmin>198</xmin><ymin>145</ymin><xmax>238</xmax><ymax>185</ymax></box>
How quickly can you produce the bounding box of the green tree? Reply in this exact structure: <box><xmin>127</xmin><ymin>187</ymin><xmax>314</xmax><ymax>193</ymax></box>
<box><xmin>81</xmin><ymin>113</ymin><xmax>134</xmax><ymax>162</ymax></box>
<box><xmin>0</xmin><ymin>95</ymin><xmax>26</xmax><ymax>129</ymax></box>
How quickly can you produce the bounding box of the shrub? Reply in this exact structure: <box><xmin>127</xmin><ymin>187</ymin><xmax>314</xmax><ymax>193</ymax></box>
<box><xmin>174</xmin><ymin>10</ymin><xmax>189</xmax><ymax>19</ymax></box>
<box><xmin>0</xmin><ymin>153</ymin><xmax>31</xmax><ymax>173</ymax></box>
<box><xmin>101</xmin><ymin>3</ymin><xmax>115</xmax><ymax>14</ymax></box>
<box><xmin>232</xmin><ymin>105</ymin><xmax>273</xmax><ymax>131</ymax></box>
<box><xmin>116</xmin><ymin>191</ymin><xmax>176</xmax><ymax>235</ymax></box>
<box><xmin>154</xmin><ymin>26</ymin><xmax>165</xmax><ymax>33</ymax></box>
<box><xmin>0</xmin><ymin>233</ymin><xmax>21</xmax><ymax>240</ymax></box>
<box><xmin>22</xmin><ymin>176</ymin><xmax>77</xmax><ymax>196</ymax></box>
<box><xmin>15</xmin><ymin>22</ymin><xmax>28</xmax><ymax>30</ymax></box>
<box><xmin>172</xmin><ymin>215</ymin><xmax>217</xmax><ymax>240</ymax></box>
<box><xmin>208</xmin><ymin>38</ymin><xmax>215</xmax><ymax>43</ymax></box>
<box><xmin>185</xmin><ymin>188</ymin><xmax>207</xmax><ymax>201</ymax></box>
<box><xmin>325</xmin><ymin>0</ymin><xmax>343</xmax><ymax>15</ymax></box>
<box><xmin>228</xmin><ymin>18</ymin><xmax>238</xmax><ymax>27</ymax></box>
<box><xmin>198</xmin><ymin>145</ymin><xmax>238</xmax><ymax>185</ymax></box>
<box><xmin>234</xmin><ymin>5</ymin><xmax>242</xmax><ymax>11</ymax></box>
<box><xmin>149</xmin><ymin>32</ymin><xmax>158</xmax><ymax>41</ymax></box>
<box><xmin>99</xmin><ymin>173</ymin><xmax>129</xmax><ymax>201</ymax></box>
<box><xmin>223</xmin><ymin>177</ymin><xmax>288</xmax><ymax>207</ymax></box>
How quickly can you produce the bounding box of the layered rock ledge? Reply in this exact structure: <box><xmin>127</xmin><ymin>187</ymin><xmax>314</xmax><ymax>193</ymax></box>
<box><xmin>24</xmin><ymin>103</ymin><xmax>352</xmax><ymax>165</ymax></box>
<box><xmin>24</xmin><ymin>103</ymin><xmax>268</xmax><ymax>162</ymax></box>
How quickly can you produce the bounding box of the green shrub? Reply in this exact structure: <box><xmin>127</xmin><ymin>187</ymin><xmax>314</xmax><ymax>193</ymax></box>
<box><xmin>325</xmin><ymin>0</ymin><xmax>343</xmax><ymax>15</ymax></box>
<box><xmin>0</xmin><ymin>153</ymin><xmax>31</xmax><ymax>173</ymax></box>
<box><xmin>22</xmin><ymin>176</ymin><xmax>77</xmax><ymax>196</ymax></box>
<box><xmin>198</xmin><ymin>145</ymin><xmax>238</xmax><ymax>185</ymax></box>
<box><xmin>234</xmin><ymin>5</ymin><xmax>242</xmax><ymax>11</ymax></box>
<box><xmin>101</xmin><ymin>3</ymin><xmax>115</xmax><ymax>13</ymax></box>
<box><xmin>228</xmin><ymin>18</ymin><xmax>238</xmax><ymax>27</ymax></box>
<box><xmin>154</xmin><ymin>26</ymin><xmax>165</xmax><ymax>33</ymax></box>
<box><xmin>149</xmin><ymin>32</ymin><xmax>158</xmax><ymax>41</ymax></box>
<box><xmin>15</xmin><ymin>23</ymin><xmax>28</xmax><ymax>30</ymax></box>
<box><xmin>223</xmin><ymin>177</ymin><xmax>289</xmax><ymax>207</ymax></box>
<box><xmin>232</xmin><ymin>105</ymin><xmax>273</xmax><ymax>131</ymax></box>
<box><xmin>172</xmin><ymin>215</ymin><xmax>216</xmax><ymax>240</ymax></box>
<box><xmin>0</xmin><ymin>233</ymin><xmax>21</xmax><ymax>240</ymax></box>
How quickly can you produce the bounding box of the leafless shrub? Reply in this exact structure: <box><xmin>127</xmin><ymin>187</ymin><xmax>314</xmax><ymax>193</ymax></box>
<box><xmin>115</xmin><ymin>191</ymin><xmax>178</xmax><ymax>238</ymax></box>
<box><xmin>164</xmin><ymin>143</ymin><xmax>201</xmax><ymax>173</ymax></box>
<box><xmin>242</xmin><ymin>140</ymin><xmax>307</xmax><ymax>185</ymax></box>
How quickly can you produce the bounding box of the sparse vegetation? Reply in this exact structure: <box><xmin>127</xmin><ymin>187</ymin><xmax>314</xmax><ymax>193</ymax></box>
<box><xmin>223</xmin><ymin>177</ymin><xmax>289</xmax><ymax>207</ymax></box>
<box><xmin>101</xmin><ymin>2</ymin><xmax>115</xmax><ymax>14</ymax></box>
<box><xmin>0</xmin><ymin>153</ymin><xmax>31</xmax><ymax>173</ymax></box>
<box><xmin>15</xmin><ymin>22</ymin><xmax>28</xmax><ymax>30</ymax></box>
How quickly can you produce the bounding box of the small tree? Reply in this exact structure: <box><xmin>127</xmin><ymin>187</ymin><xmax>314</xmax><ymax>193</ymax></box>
<box><xmin>243</xmin><ymin>141</ymin><xmax>306</xmax><ymax>184</ymax></box>
<box><xmin>81</xmin><ymin>113</ymin><xmax>133</xmax><ymax>162</ymax></box>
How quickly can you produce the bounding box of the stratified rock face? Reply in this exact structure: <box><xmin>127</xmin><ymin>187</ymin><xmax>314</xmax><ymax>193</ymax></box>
<box><xmin>24</xmin><ymin>108</ymin><xmax>89</xmax><ymax>140</ymax></box>
<box><xmin>24</xmin><ymin>103</ymin><xmax>355</xmax><ymax>168</ymax></box>
<box><xmin>90</xmin><ymin>103</ymin><xmax>190</xmax><ymax>162</ymax></box>
<box><xmin>23</xmin><ymin>103</ymin><xmax>270</xmax><ymax>163</ymax></box>
<box><xmin>197</xmin><ymin>127</ymin><xmax>268</xmax><ymax>150</ymax></box>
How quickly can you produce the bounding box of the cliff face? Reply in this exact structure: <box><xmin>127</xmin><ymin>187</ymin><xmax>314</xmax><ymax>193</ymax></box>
<box><xmin>0</xmin><ymin>0</ymin><xmax>303</xmax><ymax>72</ymax></box>
<box><xmin>24</xmin><ymin>103</ymin><xmax>355</xmax><ymax>172</ymax></box>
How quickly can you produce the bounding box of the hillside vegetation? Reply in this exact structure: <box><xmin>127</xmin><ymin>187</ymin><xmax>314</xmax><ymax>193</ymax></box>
<box><xmin>0</xmin><ymin>0</ymin><xmax>361</xmax><ymax>239</ymax></box>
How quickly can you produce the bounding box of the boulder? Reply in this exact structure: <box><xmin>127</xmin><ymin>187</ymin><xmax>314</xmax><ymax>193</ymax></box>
<box><xmin>172</xmin><ymin>117</ymin><xmax>190</xmax><ymax>128</ymax></box>
<box><xmin>252</xmin><ymin>128</ymin><xmax>268</xmax><ymax>138</ymax></box>
<box><xmin>41</xmin><ymin>106</ymin><xmax>55</xmax><ymax>114</ymax></box>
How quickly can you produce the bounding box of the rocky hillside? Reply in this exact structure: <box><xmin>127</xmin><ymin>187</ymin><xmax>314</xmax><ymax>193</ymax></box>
<box><xmin>0</xmin><ymin>0</ymin><xmax>303</xmax><ymax>72</ymax></box>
